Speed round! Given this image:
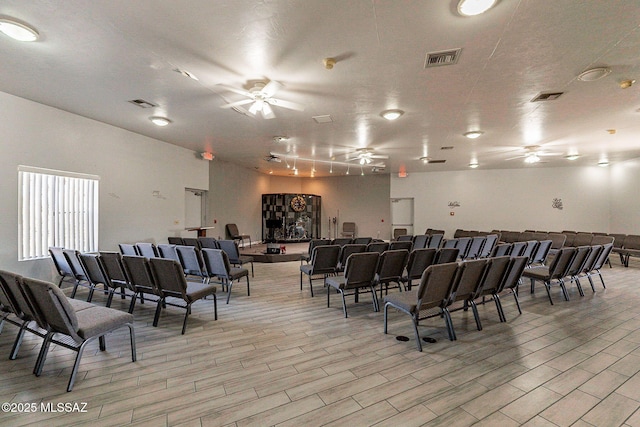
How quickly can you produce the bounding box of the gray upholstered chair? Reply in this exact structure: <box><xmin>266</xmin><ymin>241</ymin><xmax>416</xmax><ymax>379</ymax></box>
<box><xmin>493</xmin><ymin>256</ymin><xmax>529</xmax><ymax>321</ymax></box>
<box><xmin>445</xmin><ymin>259</ymin><xmax>490</xmax><ymax>335</ymax></box>
<box><xmin>401</xmin><ymin>248</ymin><xmax>437</xmax><ymax>290</ymax></box>
<box><xmin>168</xmin><ymin>237</ymin><xmax>184</xmax><ymax>245</ymax></box>
<box><xmin>366</xmin><ymin>241</ymin><xmax>389</xmax><ymax>254</ymax></box>
<box><xmin>99</xmin><ymin>251</ymin><xmax>137</xmax><ymax>313</ymax></box>
<box><xmin>470</xmin><ymin>256</ymin><xmax>511</xmax><ymax>326</ymax></box>
<box><xmin>325</xmin><ymin>251</ymin><xmax>379</xmax><ymax>318</ymax></box>
<box><xmin>19</xmin><ymin>276</ymin><xmax>136</xmax><ymax>392</ymax></box>
<box><xmin>78</xmin><ymin>253</ymin><xmax>123</xmax><ymax>307</ymax></box>
<box><xmin>175</xmin><ymin>245</ymin><xmax>208</xmax><ymax>283</ymax></box>
<box><xmin>118</xmin><ymin>243</ymin><xmax>139</xmax><ymax>256</ymax></box>
<box><xmin>301</xmin><ymin>239</ymin><xmax>331</xmax><ymax>264</ymax></box>
<box><xmin>300</xmin><ymin>245</ymin><xmax>340</xmax><ymax>297</ymax></box>
<box><xmin>389</xmin><ymin>241</ymin><xmax>413</xmax><ymax>251</ymax></box>
<box><xmin>491</xmin><ymin>243</ymin><xmax>512</xmax><ymax>257</ymax></box>
<box><xmin>331</xmin><ymin>238</ymin><xmax>353</xmax><ymax>247</ymax></box>
<box><xmin>48</xmin><ymin>246</ymin><xmax>75</xmax><ymax>288</ymax></box>
<box><xmin>427</xmin><ymin>234</ymin><xmax>443</xmax><ymax>249</ymax></box>
<box><xmin>563</xmin><ymin>246</ymin><xmax>593</xmax><ymax>297</ymax></box>
<box><xmin>157</xmin><ymin>244</ymin><xmax>180</xmax><ymax>261</ymax></box>
<box><xmin>522</xmin><ymin>247</ymin><xmax>577</xmax><ymax>305</ymax></box>
<box><xmin>575</xmin><ymin>245</ymin><xmax>603</xmax><ymax>293</ymax></box>
<box><xmin>374</xmin><ymin>249</ymin><xmax>409</xmax><ymax>299</ymax></box>
<box><xmin>136</xmin><ymin>242</ymin><xmax>159</xmax><ymax>258</ymax></box>
<box><xmin>463</xmin><ymin>236</ymin><xmax>486</xmax><ymax>260</ymax></box>
<box><xmin>336</xmin><ymin>244</ymin><xmax>367</xmax><ymax>273</ymax></box>
<box><xmin>201</xmin><ymin>248</ymin><xmax>249</xmax><ymax>304</ymax></box>
<box><xmin>478</xmin><ymin>234</ymin><xmax>499</xmax><ymax>258</ymax></box>
<box><xmin>62</xmin><ymin>249</ymin><xmax>90</xmax><ymax>299</ymax></box>
<box><xmin>383</xmin><ymin>262</ymin><xmax>460</xmax><ymax>351</ymax></box>
<box><xmin>341</xmin><ymin>222</ymin><xmax>356</xmax><ymax>238</ymax></box>
<box><xmin>528</xmin><ymin>240</ymin><xmax>552</xmax><ymax>267</ymax></box>
<box><xmin>435</xmin><ymin>248</ymin><xmax>459</xmax><ymax>264</ymax></box>
<box><xmin>586</xmin><ymin>243</ymin><xmax>613</xmax><ymax>289</ymax></box>
<box><xmin>393</xmin><ymin>228</ymin><xmax>408</xmax><ymax>240</ymax></box>
<box><xmin>121</xmin><ymin>255</ymin><xmax>161</xmax><ymax>310</ymax></box>
<box><xmin>148</xmin><ymin>257</ymin><xmax>217</xmax><ymax>334</ymax></box>
<box><xmin>226</xmin><ymin>223</ymin><xmax>251</xmax><ymax>248</ymax></box>
<box><xmin>218</xmin><ymin>240</ymin><xmax>254</xmax><ymax>277</ymax></box>
<box><xmin>198</xmin><ymin>237</ymin><xmax>219</xmax><ymax>249</ymax></box>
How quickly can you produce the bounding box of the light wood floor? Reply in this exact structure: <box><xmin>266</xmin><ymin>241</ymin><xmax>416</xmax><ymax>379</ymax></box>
<box><xmin>2</xmin><ymin>258</ymin><xmax>640</xmax><ymax>426</ymax></box>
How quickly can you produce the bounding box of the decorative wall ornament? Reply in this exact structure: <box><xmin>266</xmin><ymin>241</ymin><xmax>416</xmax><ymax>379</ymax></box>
<box><xmin>448</xmin><ymin>201</ymin><xmax>461</xmax><ymax>208</ymax></box>
<box><xmin>552</xmin><ymin>198</ymin><xmax>563</xmax><ymax>210</ymax></box>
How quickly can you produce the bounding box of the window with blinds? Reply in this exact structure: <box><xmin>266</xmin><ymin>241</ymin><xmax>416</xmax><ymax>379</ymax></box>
<box><xmin>18</xmin><ymin>166</ymin><xmax>99</xmax><ymax>261</ymax></box>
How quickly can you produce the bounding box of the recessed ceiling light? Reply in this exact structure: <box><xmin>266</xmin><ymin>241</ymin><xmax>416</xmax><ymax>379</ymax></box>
<box><xmin>149</xmin><ymin>116</ymin><xmax>171</xmax><ymax>126</ymax></box>
<box><xmin>0</xmin><ymin>18</ymin><xmax>39</xmax><ymax>42</ymax></box>
<box><xmin>457</xmin><ymin>0</ymin><xmax>498</xmax><ymax>16</ymax></box>
<box><xmin>564</xmin><ymin>154</ymin><xmax>580</xmax><ymax>161</ymax></box>
<box><xmin>577</xmin><ymin>67</ymin><xmax>611</xmax><ymax>82</ymax></box>
<box><xmin>598</xmin><ymin>160</ymin><xmax>609</xmax><ymax>167</ymax></box>
<box><xmin>420</xmin><ymin>156</ymin><xmax>429</xmax><ymax>164</ymax></box>
<box><xmin>524</xmin><ymin>153</ymin><xmax>540</xmax><ymax>164</ymax></box>
<box><xmin>469</xmin><ymin>162</ymin><xmax>479</xmax><ymax>168</ymax></box>
<box><xmin>463</xmin><ymin>130</ymin><xmax>484</xmax><ymax>139</ymax></box>
<box><xmin>380</xmin><ymin>109</ymin><xmax>404</xmax><ymax>121</ymax></box>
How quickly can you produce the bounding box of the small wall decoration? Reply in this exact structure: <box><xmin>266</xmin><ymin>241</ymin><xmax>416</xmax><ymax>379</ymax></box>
<box><xmin>552</xmin><ymin>198</ymin><xmax>563</xmax><ymax>210</ymax></box>
<box><xmin>448</xmin><ymin>201</ymin><xmax>461</xmax><ymax>208</ymax></box>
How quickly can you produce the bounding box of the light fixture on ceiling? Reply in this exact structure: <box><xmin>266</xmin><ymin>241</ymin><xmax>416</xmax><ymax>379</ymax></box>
<box><xmin>457</xmin><ymin>0</ymin><xmax>498</xmax><ymax>16</ymax></box>
<box><xmin>420</xmin><ymin>156</ymin><xmax>429</xmax><ymax>164</ymax></box>
<box><xmin>564</xmin><ymin>154</ymin><xmax>580</xmax><ymax>161</ymax></box>
<box><xmin>469</xmin><ymin>162</ymin><xmax>479</xmax><ymax>168</ymax></box>
<box><xmin>0</xmin><ymin>18</ymin><xmax>39</xmax><ymax>42</ymax></box>
<box><xmin>346</xmin><ymin>164</ymin><xmax>350</xmax><ymax>175</ymax></box>
<box><xmin>149</xmin><ymin>116</ymin><xmax>171</xmax><ymax>126</ymax></box>
<box><xmin>620</xmin><ymin>79</ymin><xmax>635</xmax><ymax>89</ymax></box>
<box><xmin>360</xmin><ymin>165</ymin><xmax>364</xmax><ymax>176</ymax></box>
<box><xmin>524</xmin><ymin>153</ymin><xmax>540</xmax><ymax>164</ymax></box>
<box><xmin>380</xmin><ymin>109</ymin><xmax>404</xmax><ymax>121</ymax></box>
<box><xmin>598</xmin><ymin>160</ymin><xmax>609</xmax><ymax>167</ymax></box>
<box><xmin>577</xmin><ymin>67</ymin><xmax>611</xmax><ymax>82</ymax></box>
<box><xmin>329</xmin><ymin>162</ymin><xmax>333</xmax><ymax>174</ymax></box>
<box><xmin>463</xmin><ymin>130</ymin><xmax>484</xmax><ymax>139</ymax></box>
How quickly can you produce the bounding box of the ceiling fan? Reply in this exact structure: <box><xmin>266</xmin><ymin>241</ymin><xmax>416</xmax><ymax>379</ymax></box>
<box><xmin>218</xmin><ymin>79</ymin><xmax>304</xmax><ymax>119</ymax></box>
<box><xmin>343</xmin><ymin>148</ymin><xmax>389</xmax><ymax>165</ymax></box>
<box><xmin>263</xmin><ymin>153</ymin><xmax>282</xmax><ymax>162</ymax></box>
<box><xmin>505</xmin><ymin>145</ymin><xmax>562</xmax><ymax>163</ymax></box>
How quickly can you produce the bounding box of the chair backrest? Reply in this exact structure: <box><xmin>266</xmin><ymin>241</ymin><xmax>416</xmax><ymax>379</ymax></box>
<box><xmin>182</xmin><ymin>238</ymin><xmax>201</xmax><ymax>249</ymax></box>
<box><xmin>63</xmin><ymin>249</ymin><xmax>88</xmax><ymax>281</ymax></box>
<box><xmin>201</xmin><ymin>248</ymin><xmax>231</xmax><ymax>279</ymax></box>
<box><xmin>465</xmin><ymin>236</ymin><xmax>486</xmax><ymax>260</ymax></box>
<box><xmin>310</xmin><ymin>245</ymin><xmax>341</xmax><ymax>274</ymax></box>
<box><xmin>548</xmin><ymin>233</ymin><xmax>567</xmax><ymax>249</ymax></box>
<box><xmin>148</xmin><ymin>258</ymin><xmax>189</xmax><ymax>300</ymax></box>
<box><xmin>436</xmin><ymin>248</ymin><xmax>460</xmax><ymax>264</ymax></box>
<box><xmin>49</xmin><ymin>246</ymin><xmax>73</xmax><ymax>277</ymax></box>
<box><xmin>331</xmin><ymin>238</ymin><xmax>353</xmax><ymax>247</ymax></box>
<box><xmin>453</xmin><ymin>229</ymin><xmax>465</xmax><ymax>238</ymax></box>
<box><xmin>475</xmin><ymin>256</ymin><xmax>511</xmax><ymax>296</ymax></box>
<box><xmin>565</xmin><ymin>246</ymin><xmax>591</xmax><ymax>277</ymax></box>
<box><xmin>157</xmin><ymin>244</ymin><xmax>180</xmax><ymax>261</ymax></box>
<box><xmin>455</xmin><ymin>237</ymin><xmax>472</xmax><ymax>259</ymax></box>
<box><xmin>491</xmin><ymin>243</ymin><xmax>512</xmax><ymax>257</ymax></box>
<box><xmin>168</xmin><ymin>237</ymin><xmax>184</xmax><ymax>245</ymax></box>
<box><xmin>592</xmin><ymin>243</ymin><xmax>613</xmax><ymax>270</ymax></box>
<box><xmin>405</xmin><ymin>248</ymin><xmax>438</xmax><ymax>281</ymax></box>
<box><xmin>443</xmin><ymin>238</ymin><xmax>457</xmax><ymax>249</ymax></box>
<box><xmin>198</xmin><ymin>237</ymin><xmax>219</xmax><ymax>249</ymax></box>
<box><xmin>343</xmin><ymin>252</ymin><xmax>379</xmax><ymax>289</ymax></box>
<box><xmin>0</xmin><ymin>270</ymin><xmax>30</xmax><ymax>320</ymax></box>
<box><xmin>376</xmin><ymin>250</ymin><xmax>409</xmax><ymax>282</ymax></box>
<box><xmin>226</xmin><ymin>223</ymin><xmax>240</xmax><ymax>238</ymax></box>
<box><xmin>122</xmin><ymin>255</ymin><xmax>158</xmax><ymax>294</ymax></box>
<box><xmin>521</xmin><ymin>241</ymin><xmax>539</xmax><ymax>264</ymax></box>
<box><xmin>573</xmin><ymin>233</ymin><xmax>593</xmax><ymax>247</ymax></box>
<box><xmin>412</xmin><ymin>234</ymin><xmax>429</xmax><ymax>249</ymax></box>
<box><xmin>217</xmin><ymin>240</ymin><xmax>241</xmax><ymax>263</ymax></box>
<box><xmin>510</xmin><ymin>242</ymin><xmax>527</xmax><ymax>257</ymax></box>
<box><xmin>79</xmin><ymin>253</ymin><xmax>113</xmax><ymax>289</ymax></box>
<box><xmin>136</xmin><ymin>242</ymin><xmax>159</xmax><ymax>258</ymax></box>
<box><xmin>175</xmin><ymin>245</ymin><xmax>207</xmax><ymax>277</ymax></box>
<box><xmin>497</xmin><ymin>256</ymin><xmax>529</xmax><ymax>292</ymax></box>
<box><xmin>624</xmin><ymin>234</ymin><xmax>640</xmax><ymax>250</ymax></box>
<box><xmin>520</xmin><ymin>232</ymin><xmax>535</xmax><ymax>242</ymax></box>
<box><xmin>417</xmin><ymin>262</ymin><xmax>461</xmax><ymax>312</ymax></box>
<box><xmin>99</xmin><ymin>251</ymin><xmax>131</xmax><ymax>286</ymax></box>
<box><xmin>393</xmin><ymin>228</ymin><xmax>408</xmax><ymax>240</ymax></box>
<box><xmin>397</xmin><ymin>234</ymin><xmax>413</xmax><ymax>242</ymax></box>
<box><xmin>450</xmin><ymin>259</ymin><xmax>489</xmax><ymax>303</ymax></box>
<box><xmin>342</xmin><ymin>222</ymin><xmax>356</xmax><ymax>234</ymax></box>
<box><xmin>531</xmin><ymin>232</ymin><xmax>549</xmax><ymax>242</ymax></box>
<box><xmin>501</xmin><ymin>231</ymin><xmax>519</xmax><ymax>243</ymax></box>
<box><xmin>590</xmin><ymin>235</ymin><xmax>614</xmax><ymax>246</ymax></box>
<box><xmin>530</xmin><ymin>240</ymin><xmax>552</xmax><ymax>265</ymax></box>
<box><xmin>581</xmin><ymin>245</ymin><xmax>603</xmax><ymax>274</ymax></box>
<box><xmin>366</xmin><ymin>242</ymin><xmax>389</xmax><ymax>254</ymax></box>
<box><xmin>478</xmin><ymin>234</ymin><xmax>498</xmax><ymax>258</ymax></box>
<box><xmin>548</xmin><ymin>247</ymin><xmax>577</xmax><ymax>280</ymax></box>
<box><xmin>609</xmin><ymin>234</ymin><xmax>626</xmax><ymax>249</ymax></box>
<box><xmin>389</xmin><ymin>241</ymin><xmax>413</xmax><ymax>251</ymax></box>
<box><xmin>563</xmin><ymin>232</ymin><xmax>577</xmax><ymax>247</ymax></box>
<box><xmin>353</xmin><ymin>237</ymin><xmax>372</xmax><ymax>245</ymax></box>
<box><xmin>20</xmin><ymin>276</ymin><xmax>80</xmax><ymax>340</ymax></box>
<box><xmin>427</xmin><ymin>234</ymin><xmax>443</xmax><ymax>249</ymax></box>
<box><xmin>338</xmin><ymin>244</ymin><xmax>367</xmax><ymax>269</ymax></box>
<box><xmin>119</xmin><ymin>243</ymin><xmax>139</xmax><ymax>256</ymax></box>
<box><xmin>307</xmin><ymin>239</ymin><xmax>331</xmax><ymax>254</ymax></box>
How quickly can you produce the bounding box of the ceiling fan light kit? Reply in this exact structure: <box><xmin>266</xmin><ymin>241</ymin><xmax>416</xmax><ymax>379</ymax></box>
<box><xmin>457</xmin><ymin>0</ymin><xmax>498</xmax><ymax>17</ymax></box>
<box><xmin>380</xmin><ymin>109</ymin><xmax>404</xmax><ymax>120</ymax></box>
<box><xmin>577</xmin><ymin>67</ymin><xmax>611</xmax><ymax>82</ymax></box>
<box><xmin>0</xmin><ymin>18</ymin><xmax>39</xmax><ymax>42</ymax></box>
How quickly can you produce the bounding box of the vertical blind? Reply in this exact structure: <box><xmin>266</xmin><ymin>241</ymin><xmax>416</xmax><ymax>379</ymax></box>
<box><xmin>18</xmin><ymin>166</ymin><xmax>99</xmax><ymax>261</ymax></box>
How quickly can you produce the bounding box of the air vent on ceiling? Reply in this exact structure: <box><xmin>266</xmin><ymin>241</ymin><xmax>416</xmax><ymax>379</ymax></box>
<box><xmin>128</xmin><ymin>99</ymin><xmax>157</xmax><ymax>108</ymax></box>
<box><xmin>424</xmin><ymin>48</ymin><xmax>462</xmax><ymax>68</ymax></box>
<box><xmin>312</xmin><ymin>115</ymin><xmax>333</xmax><ymax>123</ymax></box>
<box><xmin>427</xmin><ymin>159</ymin><xmax>447</xmax><ymax>164</ymax></box>
<box><xmin>531</xmin><ymin>92</ymin><xmax>564</xmax><ymax>102</ymax></box>
<box><xmin>440</xmin><ymin>146</ymin><xmax>454</xmax><ymax>150</ymax></box>
<box><xmin>371</xmin><ymin>166</ymin><xmax>386</xmax><ymax>173</ymax></box>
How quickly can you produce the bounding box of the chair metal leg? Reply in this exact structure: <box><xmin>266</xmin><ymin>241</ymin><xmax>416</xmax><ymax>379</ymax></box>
<box><xmin>99</xmin><ymin>335</ymin><xmax>106</xmax><ymax>351</ymax></box>
<box><xmin>559</xmin><ymin>280</ymin><xmax>570</xmax><ymax>301</ymax></box>
<box><xmin>34</xmin><ymin>332</ymin><xmax>54</xmax><ymax>376</ymax></box>
<box><xmin>544</xmin><ymin>281</ymin><xmax>554</xmax><ymax>305</ymax></box>
<box><xmin>470</xmin><ymin>300</ymin><xmax>482</xmax><ymax>331</ymax></box>
<box><xmin>327</xmin><ymin>285</ymin><xmax>331</xmax><ymax>307</ymax></box>
<box><xmin>67</xmin><ymin>338</ymin><xmax>94</xmax><ymax>392</ymax></box>
<box><xmin>573</xmin><ymin>277</ymin><xmax>584</xmax><ymax>297</ymax></box>
<box><xmin>493</xmin><ymin>294</ymin><xmax>506</xmax><ymax>322</ymax></box>
<box><xmin>9</xmin><ymin>321</ymin><xmax>29</xmax><ymax>360</ymax></box>
<box><xmin>127</xmin><ymin>324</ymin><xmax>137</xmax><ymax>362</ymax></box>
<box><xmin>596</xmin><ymin>269</ymin><xmax>606</xmax><ymax>288</ymax></box>
<box><xmin>226</xmin><ymin>280</ymin><xmax>233</xmax><ymax>304</ymax></box>
<box><xmin>181</xmin><ymin>303</ymin><xmax>192</xmax><ymax>335</ymax></box>
<box><xmin>309</xmin><ymin>276</ymin><xmax>314</xmax><ymax>297</ymax></box>
<box><xmin>340</xmin><ymin>290</ymin><xmax>348</xmax><ymax>318</ymax></box>
<box><xmin>246</xmin><ymin>276</ymin><xmax>250</xmax><ymax>296</ymax></box>
<box><xmin>443</xmin><ymin>308</ymin><xmax>456</xmax><ymax>341</ymax></box>
<box><xmin>213</xmin><ymin>294</ymin><xmax>218</xmax><ymax>320</ymax></box>
<box><xmin>128</xmin><ymin>293</ymin><xmax>137</xmax><ymax>314</ymax></box>
<box><xmin>411</xmin><ymin>315</ymin><xmax>422</xmax><ymax>352</ymax></box>
<box><xmin>512</xmin><ymin>291</ymin><xmax>522</xmax><ymax>314</ymax></box>
<box><xmin>371</xmin><ymin>286</ymin><xmax>379</xmax><ymax>312</ymax></box>
<box><xmin>300</xmin><ymin>271</ymin><xmax>303</xmax><ymax>291</ymax></box>
<box><xmin>153</xmin><ymin>298</ymin><xmax>164</xmax><ymax>327</ymax></box>
<box><xmin>383</xmin><ymin>303</ymin><xmax>389</xmax><ymax>334</ymax></box>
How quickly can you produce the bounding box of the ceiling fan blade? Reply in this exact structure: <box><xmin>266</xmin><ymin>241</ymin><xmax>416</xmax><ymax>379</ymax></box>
<box><xmin>220</xmin><ymin>99</ymin><xmax>254</xmax><ymax>109</ymax></box>
<box><xmin>369</xmin><ymin>154</ymin><xmax>389</xmax><ymax>159</ymax></box>
<box><xmin>261</xmin><ymin>80</ymin><xmax>283</xmax><ymax>97</ymax></box>
<box><xmin>248</xmin><ymin>100</ymin><xmax>262</xmax><ymax>115</ymax></box>
<box><xmin>261</xmin><ymin>103</ymin><xmax>276</xmax><ymax>119</ymax></box>
<box><xmin>505</xmin><ymin>155</ymin><xmax>525</xmax><ymax>161</ymax></box>
<box><xmin>267</xmin><ymin>98</ymin><xmax>305</xmax><ymax>111</ymax></box>
<box><xmin>216</xmin><ymin>84</ymin><xmax>253</xmax><ymax>98</ymax></box>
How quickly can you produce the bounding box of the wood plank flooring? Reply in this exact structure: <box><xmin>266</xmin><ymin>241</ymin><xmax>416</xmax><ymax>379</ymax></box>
<box><xmin>2</xmin><ymin>258</ymin><xmax>640</xmax><ymax>426</ymax></box>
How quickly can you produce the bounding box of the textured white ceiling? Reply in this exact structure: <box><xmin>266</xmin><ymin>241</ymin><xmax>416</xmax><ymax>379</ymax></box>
<box><xmin>1</xmin><ymin>0</ymin><xmax>640</xmax><ymax>177</ymax></box>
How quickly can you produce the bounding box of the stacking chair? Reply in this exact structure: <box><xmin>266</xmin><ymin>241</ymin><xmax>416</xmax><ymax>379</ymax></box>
<box><xmin>435</xmin><ymin>247</ymin><xmax>459</xmax><ymax>264</ymax></box>
<box><xmin>383</xmin><ymin>262</ymin><xmax>460</xmax><ymax>351</ymax></box>
<box><xmin>397</xmin><ymin>234</ymin><xmax>413</xmax><ymax>242</ymax></box>
<box><xmin>168</xmin><ymin>237</ymin><xmax>184</xmax><ymax>245</ymax></box>
<box><xmin>182</xmin><ymin>238</ymin><xmax>201</xmax><ymax>249</ymax></box>
<box><xmin>373</xmin><ymin>249</ymin><xmax>409</xmax><ymax>299</ymax></box>
<box><xmin>78</xmin><ymin>253</ymin><xmax>123</xmax><ymax>307</ymax></box>
<box><xmin>493</xmin><ymin>256</ymin><xmax>529</xmax><ymax>321</ymax></box>
<box><xmin>477</xmin><ymin>234</ymin><xmax>498</xmax><ymax>258</ymax></box>
<box><xmin>198</xmin><ymin>237</ymin><xmax>219</xmax><ymax>249</ymax></box>
<box><xmin>157</xmin><ymin>244</ymin><xmax>180</xmax><ymax>261</ymax></box>
<box><xmin>136</xmin><ymin>242</ymin><xmax>159</xmax><ymax>258</ymax></box>
<box><xmin>148</xmin><ymin>258</ymin><xmax>217</xmax><ymax>334</ymax></box>
<box><xmin>201</xmin><ymin>248</ymin><xmax>249</xmax><ymax>304</ymax></box>
<box><xmin>446</xmin><ymin>259</ymin><xmax>490</xmax><ymax>335</ymax></box>
<box><xmin>336</xmin><ymin>244</ymin><xmax>367</xmax><ymax>272</ymax></box>
<box><xmin>299</xmin><ymin>245</ymin><xmax>340</xmax><ymax>297</ymax></box>
<box><xmin>610</xmin><ymin>234</ymin><xmax>628</xmax><ymax>265</ymax></box>
<box><xmin>621</xmin><ymin>235</ymin><xmax>640</xmax><ymax>267</ymax></box>
<box><xmin>48</xmin><ymin>247</ymin><xmax>75</xmax><ymax>288</ymax></box>
<box><xmin>389</xmin><ymin>241</ymin><xmax>413</xmax><ymax>251</ymax></box>
<box><xmin>175</xmin><ymin>245</ymin><xmax>209</xmax><ymax>283</ymax></box>
<box><xmin>547</xmin><ymin>233</ymin><xmax>567</xmax><ymax>256</ymax></box>
<box><xmin>591</xmin><ymin>235</ymin><xmax>614</xmax><ymax>267</ymax></box>
<box><xmin>563</xmin><ymin>246</ymin><xmax>592</xmax><ymax>297</ymax></box>
<box><xmin>217</xmin><ymin>240</ymin><xmax>254</xmax><ymax>277</ymax></box>
<box><xmin>401</xmin><ymin>248</ymin><xmax>437</xmax><ymax>290</ymax></box>
<box><xmin>471</xmin><ymin>256</ymin><xmax>511</xmax><ymax>326</ymax></box>
<box><xmin>20</xmin><ymin>276</ymin><xmax>136</xmax><ymax>392</ymax></box>
<box><xmin>122</xmin><ymin>255</ymin><xmax>161</xmax><ymax>310</ymax></box>
<box><xmin>573</xmin><ymin>232</ymin><xmax>593</xmax><ymax>247</ymax></box>
<box><xmin>366</xmin><ymin>241</ymin><xmax>389</xmax><ymax>254</ymax></box>
<box><xmin>341</xmin><ymin>222</ymin><xmax>356</xmax><ymax>239</ymax></box>
<box><xmin>331</xmin><ymin>238</ymin><xmax>353</xmax><ymax>247</ymax></box>
<box><xmin>521</xmin><ymin>241</ymin><xmax>539</xmax><ymax>265</ymax></box>
<box><xmin>510</xmin><ymin>241</ymin><xmax>527</xmax><ymax>257</ymax></box>
<box><xmin>63</xmin><ymin>249</ymin><xmax>90</xmax><ymax>299</ymax></box>
<box><xmin>463</xmin><ymin>236</ymin><xmax>486</xmax><ymax>260</ymax></box>
<box><xmin>442</xmin><ymin>238</ymin><xmax>457</xmax><ymax>249</ymax></box>
<box><xmin>529</xmin><ymin>240</ymin><xmax>552</xmax><ymax>267</ymax></box>
<box><xmin>325</xmin><ymin>252</ymin><xmax>380</xmax><ymax>318</ymax></box>
<box><xmin>575</xmin><ymin>245</ymin><xmax>603</xmax><ymax>293</ymax></box>
<box><xmin>226</xmin><ymin>223</ymin><xmax>251</xmax><ymax>248</ymax></box>
<box><xmin>491</xmin><ymin>243</ymin><xmax>512</xmax><ymax>257</ymax></box>
<box><xmin>119</xmin><ymin>243</ymin><xmax>139</xmax><ymax>256</ymax></box>
<box><xmin>586</xmin><ymin>243</ymin><xmax>613</xmax><ymax>289</ymax></box>
<box><xmin>412</xmin><ymin>235</ymin><xmax>429</xmax><ymax>249</ymax></box>
<box><xmin>301</xmin><ymin>239</ymin><xmax>331</xmax><ymax>264</ymax></box>
<box><xmin>427</xmin><ymin>234</ymin><xmax>443</xmax><ymax>249</ymax></box>
<box><xmin>393</xmin><ymin>228</ymin><xmax>408</xmax><ymax>240</ymax></box>
<box><xmin>522</xmin><ymin>247</ymin><xmax>576</xmax><ymax>305</ymax></box>
<box><xmin>100</xmin><ymin>251</ymin><xmax>137</xmax><ymax>313</ymax></box>
<box><xmin>353</xmin><ymin>237</ymin><xmax>372</xmax><ymax>245</ymax></box>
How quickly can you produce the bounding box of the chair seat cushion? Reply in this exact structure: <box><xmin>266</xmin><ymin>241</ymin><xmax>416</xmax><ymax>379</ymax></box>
<box><xmin>384</xmin><ymin>290</ymin><xmax>419</xmax><ymax>313</ymax></box>
<box><xmin>325</xmin><ymin>276</ymin><xmax>346</xmax><ymax>290</ymax></box>
<box><xmin>75</xmin><ymin>306</ymin><xmax>134</xmax><ymax>340</ymax></box>
<box><xmin>185</xmin><ymin>281</ymin><xmax>217</xmax><ymax>303</ymax></box>
<box><xmin>67</xmin><ymin>298</ymin><xmax>97</xmax><ymax>312</ymax></box>
<box><xmin>237</xmin><ymin>255</ymin><xmax>253</xmax><ymax>263</ymax></box>
<box><xmin>300</xmin><ymin>265</ymin><xmax>314</xmax><ymax>275</ymax></box>
<box><xmin>229</xmin><ymin>267</ymin><xmax>248</xmax><ymax>280</ymax></box>
<box><xmin>522</xmin><ymin>266</ymin><xmax>550</xmax><ymax>280</ymax></box>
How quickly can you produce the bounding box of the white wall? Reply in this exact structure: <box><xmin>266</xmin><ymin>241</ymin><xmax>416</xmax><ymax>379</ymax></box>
<box><xmin>610</xmin><ymin>158</ymin><xmax>640</xmax><ymax>234</ymax></box>
<box><xmin>0</xmin><ymin>91</ymin><xmax>208</xmax><ymax>280</ymax></box>
<box><xmin>391</xmin><ymin>167</ymin><xmax>612</xmax><ymax>238</ymax></box>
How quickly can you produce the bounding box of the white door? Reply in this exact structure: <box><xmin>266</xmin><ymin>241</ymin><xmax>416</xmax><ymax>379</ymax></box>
<box><xmin>391</xmin><ymin>198</ymin><xmax>414</xmax><ymax>236</ymax></box>
<box><xmin>185</xmin><ymin>189</ymin><xmax>206</xmax><ymax>229</ymax></box>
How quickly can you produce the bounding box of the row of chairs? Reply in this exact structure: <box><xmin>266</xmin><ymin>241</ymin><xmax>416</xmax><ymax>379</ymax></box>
<box><xmin>523</xmin><ymin>243</ymin><xmax>613</xmax><ymax>305</ymax></box>
<box><xmin>383</xmin><ymin>256</ymin><xmax>529</xmax><ymax>351</ymax></box>
<box><xmin>610</xmin><ymin>234</ymin><xmax>640</xmax><ymax>267</ymax></box>
<box><xmin>0</xmin><ymin>270</ymin><xmax>136</xmax><ymax>391</ymax></box>
<box><xmin>441</xmin><ymin>235</ymin><xmax>499</xmax><ymax>260</ymax></box>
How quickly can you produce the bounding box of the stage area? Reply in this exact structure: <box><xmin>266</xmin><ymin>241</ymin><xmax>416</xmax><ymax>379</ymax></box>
<box><xmin>240</xmin><ymin>242</ymin><xmax>308</xmax><ymax>263</ymax></box>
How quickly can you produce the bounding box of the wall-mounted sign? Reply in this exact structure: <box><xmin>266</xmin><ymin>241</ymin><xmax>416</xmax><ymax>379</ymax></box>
<box><xmin>448</xmin><ymin>201</ymin><xmax>460</xmax><ymax>208</ymax></box>
<box><xmin>552</xmin><ymin>198</ymin><xmax>563</xmax><ymax>210</ymax></box>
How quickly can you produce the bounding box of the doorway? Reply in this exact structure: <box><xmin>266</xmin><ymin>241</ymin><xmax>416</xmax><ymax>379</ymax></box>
<box><xmin>391</xmin><ymin>198</ymin><xmax>414</xmax><ymax>237</ymax></box>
